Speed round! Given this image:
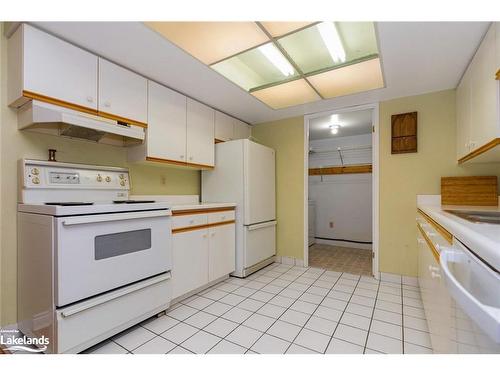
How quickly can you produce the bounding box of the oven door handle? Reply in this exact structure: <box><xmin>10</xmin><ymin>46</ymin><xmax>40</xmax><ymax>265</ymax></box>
<box><xmin>61</xmin><ymin>210</ymin><xmax>171</xmax><ymax>226</ymax></box>
<box><xmin>59</xmin><ymin>272</ymin><xmax>171</xmax><ymax>318</ymax></box>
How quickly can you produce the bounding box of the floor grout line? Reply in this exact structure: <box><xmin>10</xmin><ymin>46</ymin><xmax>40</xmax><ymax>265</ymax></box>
<box><xmin>362</xmin><ymin>276</ymin><xmax>382</xmax><ymax>354</ymax></box>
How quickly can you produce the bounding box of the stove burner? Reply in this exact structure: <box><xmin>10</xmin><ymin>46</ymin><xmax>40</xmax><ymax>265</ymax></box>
<box><xmin>45</xmin><ymin>202</ymin><xmax>94</xmax><ymax>206</ymax></box>
<box><xmin>113</xmin><ymin>200</ymin><xmax>156</xmax><ymax>204</ymax></box>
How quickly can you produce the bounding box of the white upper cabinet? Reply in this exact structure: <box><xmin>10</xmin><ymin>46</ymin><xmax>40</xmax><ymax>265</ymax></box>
<box><xmin>233</xmin><ymin>118</ymin><xmax>252</xmax><ymax>140</ymax></box>
<box><xmin>456</xmin><ymin>22</ymin><xmax>500</xmax><ymax>163</ymax></box>
<box><xmin>456</xmin><ymin>67</ymin><xmax>471</xmax><ymax>160</ymax></box>
<box><xmin>215</xmin><ymin>111</ymin><xmax>234</xmax><ymax>141</ymax></box>
<box><xmin>469</xmin><ymin>26</ymin><xmax>498</xmax><ymax>150</ymax></box>
<box><xmin>98</xmin><ymin>58</ymin><xmax>148</xmax><ymax>125</ymax></box>
<box><xmin>8</xmin><ymin>24</ymin><xmax>98</xmax><ymax>111</ymax></box>
<box><xmin>146</xmin><ymin>81</ymin><xmax>187</xmax><ymax>162</ymax></box>
<box><xmin>186</xmin><ymin>99</ymin><xmax>215</xmax><ymax>167</ymax></box>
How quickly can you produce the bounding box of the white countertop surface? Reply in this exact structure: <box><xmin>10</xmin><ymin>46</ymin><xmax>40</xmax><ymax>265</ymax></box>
<box><xmin>171</xmin><ymin>202</ymin><xmax>237</xmax><ymax>211</ymax></box>
<box><xmin>130</xmin><ymin>195</ymin><xmax>236</xmax><ymax>211</ymax></box>
<box><xmin>417</xmin><ymin>196</ymin><xmax>500</xmax><ymax>271</ymax></box>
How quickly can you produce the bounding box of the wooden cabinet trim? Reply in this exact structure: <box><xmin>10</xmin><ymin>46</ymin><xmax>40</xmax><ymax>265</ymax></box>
<box><xmin>23</xmin><ymin>90</ymin><xmax>98</xmax><ymax>115</ymax></box>
<box><xmin>172</xmin><ymin>220</ymin><xmax>236</xmax><ymax>234</ymax></box>
<box><xmin>417</xmin><ymin>223</ymin><xmax>440</xmax><ymax>263</ymax></box>
<box><xmin>417</xmin><ymin>208</ymin><xmax>453</xmax><ymax>244</ymax></box>
<box><xmin>172</xmin><ymin>207</ymin><xmax>236</xmax><ymax>216</ymax></box>
<box><xmin>458</xmin><ymin>138</ymin><xmax>500</xmax><ymax>164</ymax></box>
<box><xmin>496</xmin><ymin>69</ymin><xmax>500</xmax><ymax>80</ymax></box>
<box><xmin>98</xmin><ymin>110</ymin><xmax>147</xmax><ymax>128</ymax></box>
<box><xmin>309</xmin><ymin>164</ymin><xmax>372</xmax><ymax>176</ymax></box>
<box><xmin>215</xmin><ymin>138</ymin><xmax>225</xmax><ymax>143</ymax></box>
<box><xmin>145</xmin><ymin>156</ymin><xmax>214</xmax><ymax>170</ymax></box>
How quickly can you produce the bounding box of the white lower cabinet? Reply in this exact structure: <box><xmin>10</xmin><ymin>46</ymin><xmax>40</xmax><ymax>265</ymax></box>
<box><xmin>171</xmin><ymin>228</ymin><xmax>209</xmax><ymax>299</ymax></box>
<box><xmin>208</xmin><ymin>224</ymin><xmax>236</xmax><ymax>281</ymax></box>
<box><xmin>171</xmin><ymin>209</ymin><xmax>236</xmax><ymax>300</ymax></box>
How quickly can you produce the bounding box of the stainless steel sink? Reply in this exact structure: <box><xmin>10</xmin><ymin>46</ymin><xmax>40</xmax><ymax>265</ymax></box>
<box><xmin>445</xmin><ymin>210</ymin><xmax>500</xmax><ymax>224</ymax></box>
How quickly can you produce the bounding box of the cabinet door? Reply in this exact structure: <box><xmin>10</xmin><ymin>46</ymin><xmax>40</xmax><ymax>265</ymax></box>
<box><xmin>233</xmin><ymin>119</ymin><xmax>251</xmax><ymax>139</ymax></box>
<box><xmin>23</xmin><ymin>24</ymin><xmax>98</xmax><ymax>110</ymax></box>
<box><xmin>208</xmin><ymin>224</ymin><xmax>236</xmax><ymax>281</ymax></box>
<box><xmin>469</xmin><ymin>25</ymin><xmax>499</xmax><ymax>150</ymax></box>
<box><xmin>456</xmin><ymin>69</ymin><xmax>472</xmax><ymax>159</ymax></box>
<box><xmin>171</xmin><ymin>229</ymin><xmax>209</xmax><ymax>299</ymax></box>
<box><xmin>98</xmin><ymin>58</ymin><xmax>148</xmax><ymax>124</ymax></box>
<box><xmin>496</xmin><ymin>23</ymin><xmax>500</xmax><ymax>77</ymax></box>
<box><xmin>186</xmin><ymin>98</ymin><xmax>215</xmax><ymax>166</ymax></box>
<box><xmin>147</xmin><ymin>81</ymin><xmax>187</xmax><ymax>162</ymax></box>
<box><xmin>215</xmin><ymin>111</ymin><xmax>234</xmax><ymax>141</ymax></box>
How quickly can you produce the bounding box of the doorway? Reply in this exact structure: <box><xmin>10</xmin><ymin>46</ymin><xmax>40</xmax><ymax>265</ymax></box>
<box><xmin>303</xmin><ymin>104</ymin><xmax>379</xmax><ymax>277</ymax></box>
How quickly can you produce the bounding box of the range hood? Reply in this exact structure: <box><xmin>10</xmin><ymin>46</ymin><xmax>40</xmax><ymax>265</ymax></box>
<box><xmin>17</xmin><ymin>100</ymin><xmax>145</xmax><ymax>146</ymax></box>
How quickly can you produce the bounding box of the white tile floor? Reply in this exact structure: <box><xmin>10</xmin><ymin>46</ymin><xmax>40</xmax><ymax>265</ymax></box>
<box><xmin>84</xmin><ymin>263</ymin><xmax>433</xmax><ymax>354</ymax></box>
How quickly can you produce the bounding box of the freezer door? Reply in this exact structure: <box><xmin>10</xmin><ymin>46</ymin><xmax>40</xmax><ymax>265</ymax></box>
<box><xmin>243</xmin><ymin>221</ymin><xmax>276</xmax><ymax>268</ymax></box>
<box><xmin>244</xmin><ymin>140</ymin><xmax>276</xmax><ymax>225</ymax></box>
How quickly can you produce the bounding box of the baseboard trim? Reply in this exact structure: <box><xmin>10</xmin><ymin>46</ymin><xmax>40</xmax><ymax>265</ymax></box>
<box><xmin>315</xmin><ymin>238</ymin><xmax>373</xmax><ymax>250</ymax></box>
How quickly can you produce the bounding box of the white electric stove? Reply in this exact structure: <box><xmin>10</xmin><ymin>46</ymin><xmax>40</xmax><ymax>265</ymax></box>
<box><xmin>16</xmin><ymin>159</ymin><xmax>173</xmax><ymax>354</ymax></box>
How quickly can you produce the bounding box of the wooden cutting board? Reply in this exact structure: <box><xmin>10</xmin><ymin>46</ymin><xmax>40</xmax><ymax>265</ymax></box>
<box><xmin>441</xmin><ymin>176</ymin><xmax>498</xmax><ymax>206</ymax></box>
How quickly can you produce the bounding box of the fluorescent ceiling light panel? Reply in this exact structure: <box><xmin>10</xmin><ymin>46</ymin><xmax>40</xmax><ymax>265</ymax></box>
<box><xmin>251</xmin><ymin>79</ymin><xmax>320</xmax><ymax>109</ymax></box>
<box><xmin>317</xmin><ymin>22</ymin><xmax>346</xmax><ymax>63</ymax></box>
<box><xmin>307</xmin><ymin>58</ymin><xmax>384</xmax><ymax>98</ymax></box>
<box><xmin>258</xmin><ymin>43</ymin><xmax>295</xmax><ymax>77</ymax></box>
<box><xmin>260</xmin><ymin>22</ymin><xmax>314</xmax><ymax>37</ymax></box>
<box><xmin>145</xmin><ymin>22</ymin><xmax>268</xmax><ymax>64</ymax></box>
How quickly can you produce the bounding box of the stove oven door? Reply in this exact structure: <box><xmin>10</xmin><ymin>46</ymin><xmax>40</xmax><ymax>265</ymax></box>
<box><xmin>55</xmin><ymin>210</ymin><xmax>171</xmax><ymax>307</ymax></box>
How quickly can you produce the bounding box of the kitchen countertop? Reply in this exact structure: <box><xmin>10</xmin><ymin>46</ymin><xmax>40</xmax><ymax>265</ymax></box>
<box><xmin>417</xmin><ymin>195</ymin><xmax>500</xmax><ymax>271</ymax></box>
<box><xmin>129</xmin><ymin>194</ymin><xmax>236</xmax><ymax>212</ymax></box>
<box><xmin>171</xmin><ymin>202</ymin><xmax>237</xmax><ymax>211</ymax></box>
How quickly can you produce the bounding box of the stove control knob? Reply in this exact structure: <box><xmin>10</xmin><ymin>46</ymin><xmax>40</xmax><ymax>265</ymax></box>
<box><xmin>119</xmin><ymin>174</ymin><xmax>125</xmax><ymax>179</ymax></box>
<box><xmin>31</xmin><ymin>168</ymin><xmax>39</xmax><ymax>175</ymax></box>
<box><xmin>32</xmin><ymin>176</ymin><xmax>40</xmax><ymax>184</ymax></box>
<box><xmin>105</xmin><ymin>176</ymin><xmax>111</xmax><ymax>183</ymax></box>
<box><xmin>96</xmin><ymin>174</ymin><xmax>103</xmax><ymax>182</ymax></box>
<box><xmin>120</xmin><ymin>181</ymin><xmax>125</xmax><ymax>186</ymax></box>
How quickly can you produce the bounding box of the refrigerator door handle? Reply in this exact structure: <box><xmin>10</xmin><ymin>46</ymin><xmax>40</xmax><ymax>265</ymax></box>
<box><xmin>247</xmin><ymin>220</ymin><xmax>277</xmax><ymax>231</ymax></box>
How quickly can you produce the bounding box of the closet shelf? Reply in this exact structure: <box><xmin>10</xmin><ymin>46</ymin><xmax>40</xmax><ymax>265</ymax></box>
<box><xmin>309</xmin><ymin>164</ymin><xmax>372</xmax><ymax>176</ymax></box>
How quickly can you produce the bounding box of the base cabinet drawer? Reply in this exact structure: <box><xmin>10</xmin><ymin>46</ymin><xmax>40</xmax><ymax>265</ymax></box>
<box><xmin>171</xmin><ymin>228</ymin><xmax>209</xmax><ymax>299</ymax></box>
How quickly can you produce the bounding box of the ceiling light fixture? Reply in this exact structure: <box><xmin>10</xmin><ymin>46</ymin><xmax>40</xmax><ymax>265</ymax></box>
<box><xmin>258</xmin><ymin>43</ymin><xmax>295</xmax><ymax>77</ymax></box>
<box><xmin>318</xmin><ymin>22</ymin><xmax>346</xmax><ymax>64</ymax></box>
<box><xmin>330</xmin><ymin>125</ymin><xmax>340</xmax><ymax>135</ymax></box>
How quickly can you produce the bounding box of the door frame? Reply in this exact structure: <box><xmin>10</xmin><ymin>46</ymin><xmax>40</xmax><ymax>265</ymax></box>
<box><xmin>302</xmin><ymin>102</ymin><xmax>380</xmax><ymax>278</ymax></box>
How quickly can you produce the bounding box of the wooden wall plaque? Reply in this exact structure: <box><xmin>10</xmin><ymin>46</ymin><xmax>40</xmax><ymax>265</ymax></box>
<box><xmin>391</xmin><ymin>112</ymin><xmax>417</xmax><ymax>154</ymax></box>
<box><xmin>441</xmin><ymin>176</ymin><xmax>498</xmax><ymax>206</ymax></box>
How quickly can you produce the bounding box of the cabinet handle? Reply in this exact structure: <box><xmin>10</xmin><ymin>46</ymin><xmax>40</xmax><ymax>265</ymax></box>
<box><xmin>189</xmin><ymin>220</ymin><xmax>194</xmax><ymax>224</ymax></box>
<box><xmin>431</xmin><ymin>271</ymin><xmax>441</xmax><ymax>279</ymax></box>
<box><xmin>211</xmin><ymin>232</ymin><xmax>215</xmax><ymax>237</ymax></box>
<box><xmin>86</xmin><ymin>96</ymin><xmax>94</xmax><ymax>103</ymax></box>
<box><xmin>203</xmin><ymin>234</ymin><xmax>208</xmax><ymax>239</ymax></box>
<box><xmin>221</xmin><ymin>215</ymin><xmax>226</xmax><ymax>220</ymax></box>
<box><xmin>189</xmin><ymin>156</ymin><xmax>193</xmax><ymax>161</ymax></box>
<box><xmin>470</xmin><ymin>141</ymin><xmax>476</xmax><ymax>149</ymax></box>
<box><xmin>428</xmin><ymin>265</ymin><xmax>439</xmax><ymax>272</ymax></box>
<box><xmin>179</xmin><ymin>155</ymin><xmax>184</xmax><ymax>159</ymax></box>
<box><xmin>104</xmin><ymin>101</ymin><xmax>111</xmax><ymax>108</ymax></box>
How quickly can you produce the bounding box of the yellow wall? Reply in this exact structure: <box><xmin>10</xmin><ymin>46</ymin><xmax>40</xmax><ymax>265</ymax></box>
<box><xmin>379</xmin><ymin>89</ymin><xmax>500</xmax><ymax>276</ymax></box>
<box><xmin>252</xmin><ymin>117</ymin><xmax>305</xmax><ymax>261</ymax></box>
<box><xmin>0</xmin><ymin>31</ymin><xmax>200</xmax><ymax>325</ymax></box>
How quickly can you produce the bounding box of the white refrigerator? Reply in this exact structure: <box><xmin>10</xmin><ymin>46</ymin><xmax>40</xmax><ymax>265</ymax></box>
<box><xmin>202</xmin><ymin>139</ymin><xmax>276</xmax><ymax>277</ymax></box>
